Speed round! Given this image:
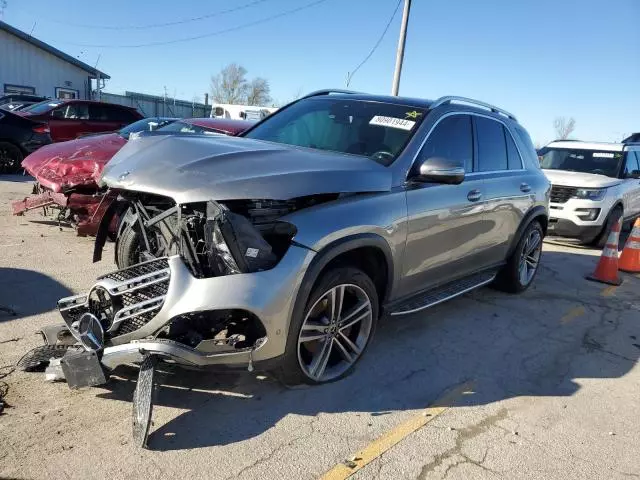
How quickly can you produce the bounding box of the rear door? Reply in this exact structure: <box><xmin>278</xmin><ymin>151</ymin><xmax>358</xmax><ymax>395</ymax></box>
<box><xmin>473</xmin><ymin>116</ymin><xmax>535</xmax><ymax>266</ymax></box>
<box><xmin>48</xmin><ymin>102</ymin><xmax>90</xmax><ymax>141</ymax></box>
<box><xmin>402</xmin><ymin>114</ymin><xmax>489</xmax><ymax>295</ymax></box>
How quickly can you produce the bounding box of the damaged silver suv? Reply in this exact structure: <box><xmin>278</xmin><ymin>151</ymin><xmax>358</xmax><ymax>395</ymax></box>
<box><xmin>51</xmin><ymin>90</ymin><xmax>549</xmax><ymax>390</ymax></box>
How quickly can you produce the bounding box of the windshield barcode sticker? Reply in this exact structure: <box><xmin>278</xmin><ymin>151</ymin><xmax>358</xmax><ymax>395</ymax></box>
<box><xmin>369</xmin><ymin>116</ymin><xmax>416</xmax><ymax>131</ymax></box>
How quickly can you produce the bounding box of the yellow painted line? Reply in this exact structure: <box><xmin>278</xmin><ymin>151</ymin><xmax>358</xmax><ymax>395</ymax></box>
<box><xmin>319</xmin><ymin>381</ymin><xmax>474</xmax><ymax>480</ymax></box>
<box><xmin>560</xmin><ymin>306</ymin><xmax>586</xmax><ymax>324</ymax></box>
<box><xmin>601</xmin><ymin>285</ymin><xmax>617</xmax><ymax>297</ymax></box>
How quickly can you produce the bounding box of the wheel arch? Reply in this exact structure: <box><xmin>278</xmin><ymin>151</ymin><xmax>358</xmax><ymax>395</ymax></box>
<box><xmin>506</xmin><ymin>206</ymin><xmax>548</xmax><ymax>258</ymax></box>
<box><xmin>292</xmin><ymin>234</ymin><xmax>394</xmax><ymax>322</ymax></box>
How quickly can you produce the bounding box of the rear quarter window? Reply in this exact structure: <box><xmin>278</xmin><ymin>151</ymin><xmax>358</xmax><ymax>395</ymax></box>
<box><xmin>513</xmin><ymin>125</ymin><xmax>540</xmax><ymax>169</ymax></box>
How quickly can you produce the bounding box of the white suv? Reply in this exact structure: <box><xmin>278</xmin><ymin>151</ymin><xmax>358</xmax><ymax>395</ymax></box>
<box><xmin>539</xmin><ymin>140</ymin><xmax>640</xmax><ymax>247</ymax></box>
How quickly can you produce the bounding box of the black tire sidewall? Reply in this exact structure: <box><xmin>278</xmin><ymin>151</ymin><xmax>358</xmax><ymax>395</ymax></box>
<box><xmin>0</xmin><ymin>142</ymin><xmax>23</xmax><ymax>172</ymax></box>
<box><xmin>594</xmin><ymin>206</ymin><xmax>623</xmax><ymax>249</ymax></box>
<box><xmin>276</xmin><ymin>267</ymin><xmax>379</xmax><ymax>386</ymax></box>
<box><xmin>494</xmin><ymin>220</ymin><xmax>543</xmax><ymax>293</ymax></box>
<box><xmin>115</xmin><ymin>223</ymin><xmax>141</xmax><ymax>269</ymax></box>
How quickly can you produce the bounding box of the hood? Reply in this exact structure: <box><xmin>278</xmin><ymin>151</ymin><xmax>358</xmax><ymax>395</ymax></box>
<box><xmin>542</xmin><ymin>169</ymin><xmax>621</xmax><ymax>188</ymax></box>
<box><xmin>22</xmin><ymin>133</ymin><xmax>127</xmax><ymax>192</ymax></box>
<box><xmin>101</xmin><ymin>135</ymin><xmax>392</xmax><ymax>203</ymax></box>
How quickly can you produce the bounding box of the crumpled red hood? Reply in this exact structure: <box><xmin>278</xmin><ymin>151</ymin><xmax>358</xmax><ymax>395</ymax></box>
<box><xmin>22</xmin><ymin>133</ymin><xmax>127</xmax><ymax>192</ymax></box>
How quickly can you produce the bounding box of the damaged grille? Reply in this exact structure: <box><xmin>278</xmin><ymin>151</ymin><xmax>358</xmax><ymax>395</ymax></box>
<box><xmin>58</xmin><ymin>258</ymin><xmax>170</xmax><ymax>339</ymax></box>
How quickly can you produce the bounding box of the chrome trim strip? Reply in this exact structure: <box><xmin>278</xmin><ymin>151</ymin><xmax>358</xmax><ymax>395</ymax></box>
<box><xmin>108</xmin><ymin>296</ymin><xmax>166</xmax><ymax>333</ymax></box>
<box><xmin>390</xmin><ymin>275</ymin><xmax>496</xmax><ymax>316</ymax></box>
<box><xmin>102</xmin><ymin>269</ymin><xmax>170</xmax><ymax>296</ymax></box>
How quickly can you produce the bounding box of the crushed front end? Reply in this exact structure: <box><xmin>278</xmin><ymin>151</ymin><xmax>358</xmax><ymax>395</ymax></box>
<box><xmin>44</xmin><ymin>194</ymin><xmax>317</xmax><ymax>389</ymax></box>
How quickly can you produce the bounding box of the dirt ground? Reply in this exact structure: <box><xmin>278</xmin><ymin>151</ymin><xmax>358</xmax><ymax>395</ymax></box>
<box><xmin>0</xmin><ymin>174</ymin><xmax>639</xmax><ymax>480</ymax></box>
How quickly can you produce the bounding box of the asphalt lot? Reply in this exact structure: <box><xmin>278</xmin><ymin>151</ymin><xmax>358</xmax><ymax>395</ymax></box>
<box><xmin>0</xmin><ymin>174</ymin><xmax>639</xmax><ymax>480</ymax></box>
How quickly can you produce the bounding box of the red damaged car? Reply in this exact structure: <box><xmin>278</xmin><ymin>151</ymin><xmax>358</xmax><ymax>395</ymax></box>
<box><xmin>17</xmin><ymin>100</ymin><xmax>143</xmax><ymax>142</ymax></box>
<box><xmin>12</xmin><ymin>117</ymin><xmax>255</xmax><ymax>236</ymax></box>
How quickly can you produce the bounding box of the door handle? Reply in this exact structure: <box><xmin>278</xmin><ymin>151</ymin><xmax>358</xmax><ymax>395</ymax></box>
<box><xmin>520</xmin><ymin>183</ymin><xmax>531</xmax><ymax>193</ymax></box>
<box><xmin>467</xmin><ymin>189</ymin><xmax>482</xmax><ymax>202</ymax></box>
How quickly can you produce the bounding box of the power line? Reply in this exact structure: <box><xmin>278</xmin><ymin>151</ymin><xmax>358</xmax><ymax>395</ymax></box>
<box><xmin>62</xmin><ymin>0</ymin><xmax>331</xmax><ymax>48</ymax></box>
<box><xmin>346</xmin><ymin>0</ymin><xmax>402</xmax><ymax>88</ymax></box>
<box><xmin>40</xmin><ymin>0</ymin><xmax>272</xmax><ymax>30</ymax></box>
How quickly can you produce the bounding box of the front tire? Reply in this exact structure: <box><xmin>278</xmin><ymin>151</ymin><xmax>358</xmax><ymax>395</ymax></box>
<box><xmin>276</xmin><ymin>267</ymin><xmax>379</xmax><ymax>386</ymax></box>
<box><xmin>592</xmin><ymin>206</ymin><xmax>623</xmax><ymax>250</ymax></box>
<box><xmin>493</xmin><ymin>220</ymin><xmax>543</xmax><ymax>293</ymax></box>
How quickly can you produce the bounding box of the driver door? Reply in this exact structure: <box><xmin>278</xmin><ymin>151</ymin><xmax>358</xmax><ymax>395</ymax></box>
<box><xmin>402</xmin><ymin>114</ymin><xmax>490</xmax><ymax>296</ymax></box>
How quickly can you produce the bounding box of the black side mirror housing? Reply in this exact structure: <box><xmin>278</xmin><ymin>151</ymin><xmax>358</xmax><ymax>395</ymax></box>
<box><xmin>412</xmin><ymin>157</ymin><xmax>465</xmax><ymax>185</ymax></box>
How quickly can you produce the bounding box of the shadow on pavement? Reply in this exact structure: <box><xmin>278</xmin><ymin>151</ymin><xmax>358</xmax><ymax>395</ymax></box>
<box><xmin>0</xmin><ymin>268</ymin><xmax>72</xmax><ymax>321</ymax></box>
<box><xmin>96</xmin><ymin>247</ymin><xmax>640</xmax><ymax>451</ymax></box>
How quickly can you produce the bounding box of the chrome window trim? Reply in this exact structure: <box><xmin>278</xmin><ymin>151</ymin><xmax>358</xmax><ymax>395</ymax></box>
<box><xmin>407</xmin><ymin>110</ymin><xmax>526</xmax><ymax>181</ymax></box>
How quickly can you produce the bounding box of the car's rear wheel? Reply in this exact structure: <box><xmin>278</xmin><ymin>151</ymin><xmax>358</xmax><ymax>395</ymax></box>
<box><xmin>277</xmin><ymin>267</ymin><xmax>378</xmax><ymax>385</ymax></box>
<box><xmin>493</xmin><ymin>220</ymin><xmax>543</xmax><ymax>293</ymax></box>
<box><xmin>0</xmin><ymin>142</ymin><xmax>23</xmax><ymax>173</ymax></box>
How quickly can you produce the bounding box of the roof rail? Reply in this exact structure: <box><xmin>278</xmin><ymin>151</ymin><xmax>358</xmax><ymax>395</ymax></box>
<box><xmin>430</xmin><ymin>96</ymin><xmax>517</xmax><ymax>121</ymax></box>
<box><xmin>301</xmin><ymin>89</ymin><xmax>362</xmax><ymax>99</ymax></box>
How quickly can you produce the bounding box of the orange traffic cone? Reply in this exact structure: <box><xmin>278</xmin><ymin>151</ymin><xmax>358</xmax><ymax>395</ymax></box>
<box><xmin>619</xmin><ymin>218</ymin><xmax>640</xmax><ymax>273</ymax></box>
<box><xmin>586</xmin><ymin>217</ymin><xmax>623</xmax><ymax>285</ymax></box>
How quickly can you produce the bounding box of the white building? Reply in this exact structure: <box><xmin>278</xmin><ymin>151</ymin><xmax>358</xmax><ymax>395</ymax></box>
<box><xmin>0</xmin><ymin>21</ymin><xmax>109</xmax><ymax>100</ymax></box>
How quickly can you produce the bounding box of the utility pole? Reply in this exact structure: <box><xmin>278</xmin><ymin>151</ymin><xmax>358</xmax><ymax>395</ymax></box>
<box><xmin>391</xmin><ymin>0</ymin><xmax>411</xmax><ymax>96</ymax></box>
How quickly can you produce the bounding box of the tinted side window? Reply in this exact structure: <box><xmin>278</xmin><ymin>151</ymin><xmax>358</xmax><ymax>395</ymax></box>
<box><xmin>476</xmin><ymin>116</ymin><xmax>507</xmax><ymax>171</ymax></box>
<box><xmin>624</xmin><ymin>151</ymin><xmax>640</xmax><ymax>177</ymax></box>
<box><xmin>504</xmin><ymin>127</ymin><xmax>522</xmax><ymax>170</ymax></box>
<box><xmin>89</xmin><ymin>104</ymin><xmax>109</xmax><ymax>121</ymax></box>
<box><xmin>419</xmin><ymin>115</ymin><xmax>473</xmax><ymax>172</ymax></box>
<box><xmin>53</xmin><ymin>103</ymin><xmax>89</xmax><ymax>120</ymax></box>
<box><xmin>115</xmin><ymin>108</ymin><xmax>140</xmax><ymax>123</ymax></box>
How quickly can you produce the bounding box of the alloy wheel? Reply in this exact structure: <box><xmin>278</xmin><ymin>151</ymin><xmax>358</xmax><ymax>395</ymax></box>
<box><xmin>297</xmin><ymin>283</ymin><xmax>373</xmax><ymax>382</ymax></box>
<box><xmin>518</xmin><ymin>229</ymin><xmax>542</xmax><ymax>286</ymax></box>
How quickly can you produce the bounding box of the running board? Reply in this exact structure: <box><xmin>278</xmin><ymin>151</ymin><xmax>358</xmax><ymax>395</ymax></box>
<box><xmin>389</xmin><ymin>270</ymin><xmax>497</xmax><ymax>316</ymax></box>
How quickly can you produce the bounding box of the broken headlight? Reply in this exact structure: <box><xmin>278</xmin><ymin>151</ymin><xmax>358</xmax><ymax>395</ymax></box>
<box><xmin>204</xmin><ymin>201</ymin><xmax>278</xmax><ymax>275</ymax></box>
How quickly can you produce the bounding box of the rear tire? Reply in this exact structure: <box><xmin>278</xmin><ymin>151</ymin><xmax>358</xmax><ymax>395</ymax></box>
<box><xmin>0</xmin><ymin>142</ymin><xmax>23</xmax><ymax>173</ymax></box>
<box><xmin>275</xmin><ymin>267</ymin><xmax>379</xmax><ymax>386</ymax></box>
<box><xmin>592</xmin><ymin>206</ymin><xmax>623</xmax><ymax>250</ymax></box>
<box><xmin>493</xmin><ymin>220</ymin><xmax>543</xmax><ymax>294</ymax></box>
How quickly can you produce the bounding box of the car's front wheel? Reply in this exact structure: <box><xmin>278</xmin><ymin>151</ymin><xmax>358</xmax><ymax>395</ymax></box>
<box><xmin>277</xmin><ymin>267</ymin><xmax>379</xmax><ymax>385</ymax></box>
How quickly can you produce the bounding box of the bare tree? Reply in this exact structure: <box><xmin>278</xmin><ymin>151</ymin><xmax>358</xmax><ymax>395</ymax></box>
<box><xmin>246</xmin><ymin>78</ymin><xmax>271</xmax><ymax>106</ymax></box>
<box><xmin>553</xmin><ymin>117</ymin><xmax>576</xmax><ymax>140</ymax></box>
<box><xmin>210</xmin><ymin>63</ymin><xmax>249</xmax><ymax>104</ymax></box>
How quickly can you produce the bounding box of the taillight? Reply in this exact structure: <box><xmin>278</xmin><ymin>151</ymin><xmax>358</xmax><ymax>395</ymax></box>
<box><xmin>33</xmin><ymin>124</ymin><xmax>50</xmax><ymax>134</ymax></box>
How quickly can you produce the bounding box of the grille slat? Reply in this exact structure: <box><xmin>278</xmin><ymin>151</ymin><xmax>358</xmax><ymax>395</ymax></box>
<box><xmin>550</xmin><ymin>185</ymin><xmax>577</xmax><ymax>204</ymax></box>
<box><xmin>58</xmin><ymin>258</ymin><xmax>171</xmax><ymax>339</ymax></box>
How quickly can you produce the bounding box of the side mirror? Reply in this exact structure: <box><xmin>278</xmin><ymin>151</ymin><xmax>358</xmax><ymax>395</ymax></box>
<box><xmin>628</xmin><ymin>170</ymin><xmax>640</xmax><ymax>179</ymax></box>
<box><xmin>413</xmin><ymin>157</ymin><xmax>465</xmax><ymax>185</ymax></box>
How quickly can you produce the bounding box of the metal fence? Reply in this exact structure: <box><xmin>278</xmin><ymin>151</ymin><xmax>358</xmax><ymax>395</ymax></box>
<box><xmin>99</xmin><ymin>91</ymin><xmax>211</xmax><ymax>119</ymax></box>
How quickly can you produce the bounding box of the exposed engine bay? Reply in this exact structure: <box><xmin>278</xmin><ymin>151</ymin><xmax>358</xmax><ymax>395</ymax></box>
<box><xmin>95</xmin><ymin>190</ymin><xmax>339</xmax><ymax>277</ymax></box>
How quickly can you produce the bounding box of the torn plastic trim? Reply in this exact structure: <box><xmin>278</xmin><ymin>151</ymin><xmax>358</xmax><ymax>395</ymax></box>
<box><xmin>100</xmin><ymin>336</ymin><xmax>268</xmax><ymax>370</ymax></box>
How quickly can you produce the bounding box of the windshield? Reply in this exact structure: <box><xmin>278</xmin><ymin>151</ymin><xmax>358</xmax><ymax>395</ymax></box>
<box><xmin>20</xmin><ymin>100</ymin><xmax>63</xmax><ymax>114</ymax></box>
<box><xmin>118</xmin><ymin>118</ymin><xmax>175</xmax><ymax>139</ymax></box>
<box><xmin>243</xmin><ymin>98</ymin><xmax>425</xmax><ymax>164</ymax></box>
<box><xmin>539</xmin><ymin>147</ymin><xmax>623</xmax><ymax>178</ymax></box>
<box><xmin>157</xmin><ymin>120</ymin><xmax>224</xmax><ymax>135</ymax></box>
